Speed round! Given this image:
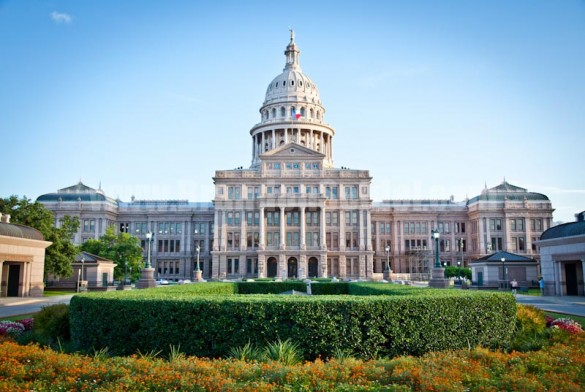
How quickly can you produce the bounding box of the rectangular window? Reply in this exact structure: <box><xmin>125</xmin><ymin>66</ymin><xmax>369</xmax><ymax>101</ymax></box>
<box><xmin>228</xmin><ymin>186</ymin><xmax>241</xmax><ymax>200</ymax></box>
<box><xmin>135</xmin><ymin>222</ymin><xmax>147</xmax><ymax>235</ymax></box>
<box><xmin>490</xmin><ymin>219</ymin><xmax>502</xmax><ymax>232</ymax></box>
<box><xmin>119</xmin><ymin>222</ymin><xmax>129</xmax><ymax>233</ymax></box>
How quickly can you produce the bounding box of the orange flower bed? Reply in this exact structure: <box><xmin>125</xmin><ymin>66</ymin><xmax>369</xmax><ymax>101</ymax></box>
<box><xmin>0</xmin><ymin>333</ymin><xmax>584</xmax><ymax>391</ymax></box>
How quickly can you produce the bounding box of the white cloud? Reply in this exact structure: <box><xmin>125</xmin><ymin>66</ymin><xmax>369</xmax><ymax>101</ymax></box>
<box><xmin>50</xmin><ymin>11</ymin><xmax>72</xmax><ymax>24</ymax></box>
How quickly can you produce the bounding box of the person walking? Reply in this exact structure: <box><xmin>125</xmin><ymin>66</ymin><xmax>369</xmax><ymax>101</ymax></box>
<box><xmin>539</xmin><ymin>277</ymin><xmax>545</xmax><ymax>296</ymax></box>
<box><xmin>511</xmin><ymin>279</ymin><xmax>518</xmax><ymax>295</ymax></box>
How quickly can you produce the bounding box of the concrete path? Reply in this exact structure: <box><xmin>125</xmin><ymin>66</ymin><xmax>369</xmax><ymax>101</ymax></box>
<box><xmin>0</xmin><ymin>295</ymin><xmax>74</xmax><ymax>318</ymax></box>
<box><xmin>515</xmin><ymin>294</ymin><xmax>585</xmax><ymax>317</ymax></box>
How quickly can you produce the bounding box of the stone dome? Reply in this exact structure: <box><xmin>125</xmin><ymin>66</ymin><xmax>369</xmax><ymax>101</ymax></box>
<box><xmin>262</xmin><ymin>32</ymin><xmax>322</xmax><ymax>106</ymax></box>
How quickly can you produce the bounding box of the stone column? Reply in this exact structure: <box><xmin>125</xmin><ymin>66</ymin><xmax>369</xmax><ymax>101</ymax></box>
<box><xmin>366</xmin><ymin>209</ymin><xmax>372</xmax><ymax>251</ymax></box>
<box><xmin>320</xmin><ymin>207</ymin><xmax>326</xmax><ymax>250</ymax></box>
<box><xmin>259</xmin><ymin>207</ymin><xmax>265</xmax><ymax>250</ymax></box>
<box><xmin>339</xmin><ymin>209</ymin><xmax>346</xmax><ymax>251</ymax></box>
<box><xmin>280</xmin><ymin>206</ymin><xmax>286</xmax><ymax>250</ymax></box>
<box><xmin>300</xmin><ymin>207</ymin><xmax>306</xmax><ymax>250</ymax></box>
<box><xmin>240</xmin><ymin>209</ymin><xmax>247</xmax><ymax>251</ymax></box>
<box><xmin>359</xmin><ymin>209</ymin><xmax>365</xmax><ymax>250</ymax></box>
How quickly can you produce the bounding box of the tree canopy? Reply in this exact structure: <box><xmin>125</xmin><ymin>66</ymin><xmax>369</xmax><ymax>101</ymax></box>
<box><xmin>80</xmin><ymin>227</ymin><xmax>144</xmax><ymax>282</ymax></box>
<box><xmin>0</xmin><ymin>195</ymin><xmax>79</xmax><ymax>278</ymax></box>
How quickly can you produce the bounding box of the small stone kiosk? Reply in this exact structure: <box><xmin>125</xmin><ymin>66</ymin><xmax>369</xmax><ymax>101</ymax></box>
<box><xmin>470</xmin><ymin>250</ymin><xmax>539</xmax><ymax>290</ymax></box>
<box><xmin>0</xmin><ymin>213</ymin><xmax>51</xmax><ymax>297</ymax></box>
<box><xmin>45</xmin><ymin>251</ymin><xmax>117</xmax><ymax>291</ymax></box>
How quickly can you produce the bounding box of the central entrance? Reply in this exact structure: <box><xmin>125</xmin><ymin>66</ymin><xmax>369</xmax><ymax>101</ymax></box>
<box><xmin>308</xmin><ymin>257</ymin><xmax>319</xmax><ymax>278</ymax></box>
<box><xmin>267</xmin><ymin>257</ymin><xmax>278</xmax><ymax>278</ymax></box>
<box><xmin>287</xmin><ymin>257</ymin><xmax>298</xmax><ymax>278</ymax></box>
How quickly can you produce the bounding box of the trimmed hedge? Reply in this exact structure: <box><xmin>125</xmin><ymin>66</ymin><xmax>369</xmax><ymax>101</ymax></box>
<box><xmin>235</xmin><ymin>281</ymin><xmax>349</xmax><ymax>295</ymax></box>
<box><xmin>69</xmin><ymin>283</ymin><xmax>516</xmax><ymax>360</ymax></box>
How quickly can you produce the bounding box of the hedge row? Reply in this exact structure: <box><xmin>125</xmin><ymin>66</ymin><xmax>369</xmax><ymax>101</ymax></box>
<box><xmin>69</xmin><ymin>284</ymin><xmax>516</xmax><ymax>360</ymax></box>
<box><xmin>235</xmin><ymin>281</ymin><xmax>349</xmax><ymax>295</ymax></box>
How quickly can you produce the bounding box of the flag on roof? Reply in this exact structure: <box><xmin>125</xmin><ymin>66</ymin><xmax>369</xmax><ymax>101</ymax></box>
<box><xmin>292</xmin><ymin>108</ymin><xmax>301</xmax><ymax>120</ymax></box>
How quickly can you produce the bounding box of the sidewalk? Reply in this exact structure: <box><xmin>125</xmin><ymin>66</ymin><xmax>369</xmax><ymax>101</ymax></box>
<box><xmin>0</xmin><ymin>295</ymin><xmax>74</xmax><ymax>318</ymax></box>
<box><xmin>515</xmin><ymin>294</ymin><xmax>585</xmax><ymax>317</ymax></box>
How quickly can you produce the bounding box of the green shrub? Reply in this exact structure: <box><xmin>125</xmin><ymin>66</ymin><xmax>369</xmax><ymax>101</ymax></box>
<box><xmin>263</xmin><ymin>338</ymin><xmax>302</xmax><ymax>365</ymax></box>
<box><xmin>511</xmin><ymin>304</ymin><xmax>550</xmax><ymax>352</ymax></box>
<box><xmin>32</xmin><ymin>303</ymin><xmax>70</xmax><ymax>347</ymax></box>
<box><xmin>69</xmin><ymin>287</ymin><xmax>516</xmax><ymax>360</ymax></box>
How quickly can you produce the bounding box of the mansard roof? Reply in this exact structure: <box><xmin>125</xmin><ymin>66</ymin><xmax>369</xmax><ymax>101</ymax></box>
<box><xmin>467</xmin><ymin>180</ymin><xmax>549</xmax><ymax>205</ymax></box>
<box><xmin>36</xmin><ymin>181</ymin><xmax>119</xmax><ymax>205</ymax></box>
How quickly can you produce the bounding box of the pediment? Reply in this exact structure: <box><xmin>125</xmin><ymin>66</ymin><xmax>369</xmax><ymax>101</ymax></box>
<box><xmin>259</xmin><ymin>142</ymin><xmax>325</xmax><ymax>161</ymax></box>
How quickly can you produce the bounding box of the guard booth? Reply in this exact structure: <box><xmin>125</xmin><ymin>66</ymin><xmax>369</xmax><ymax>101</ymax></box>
<box><xmin>0</xmin><ymin>213</ymin><xmax>51</xmax><ymax>297</ymax></box>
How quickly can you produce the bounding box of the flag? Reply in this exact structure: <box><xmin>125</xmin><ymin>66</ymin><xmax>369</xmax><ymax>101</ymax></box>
<box><xmin>292</xmin><ymin>108</ymin><xmax>301</xmax><ymax>120</ymax></box>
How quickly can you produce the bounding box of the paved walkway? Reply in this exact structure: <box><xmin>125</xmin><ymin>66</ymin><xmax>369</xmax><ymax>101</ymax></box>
<box><xmin>514</xmin><ymin>294</ymin><xmax>585</xmax><ymax>317</ymax></box>
<box><xmin>0</xmin><ymin>295</ymin><xmax>74</xmax><ymax>318</ymax></box>
<box><xmin>1</xmin><ymin>293</ymin><xmax>585</xmax><ymax>318</ymax></box>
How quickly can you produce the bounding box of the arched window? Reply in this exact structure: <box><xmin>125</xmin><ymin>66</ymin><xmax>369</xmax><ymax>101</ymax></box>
<box><xmin>317</xmin><ymin>111</ymin><xmax>321</xmax><ymax>120</ymax></box>
<box><xmin>300</xmin><ymin>107</ymin><xmax>306</xmax><ymax>117</ymax></box>
<box><xmin>271</xmin><ymin>108</ymin><xmax>276</xmax><ymax>118</ymax></box>
<box><xmin>280</xmin><ymin>107</ymin><xmax>286</xmax><ymax>117</ymax></box>
<box><xmin>309</xmin><ymin>108</ymin><xmax>314</xmax><ymax>118</ymax></box>
<box><xmin>290</xmin><ymin>107</ymin><xmax>296</xmax><ymax>117</ymax></box>
<box><xmin>291</xmin><ymin>80</ymin><xmax>294</xmax><ymax>86</ymax></box>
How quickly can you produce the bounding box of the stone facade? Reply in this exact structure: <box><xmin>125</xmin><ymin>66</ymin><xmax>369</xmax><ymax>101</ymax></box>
<box><xmin>0</xmin><ymin>214</ymin><xmax>51</xmax><ymax>297</ymax></box>
<box><xmin>36</xmin><ymin>34</ymin><xmax>555</xmax><ymax>282</ymax></box>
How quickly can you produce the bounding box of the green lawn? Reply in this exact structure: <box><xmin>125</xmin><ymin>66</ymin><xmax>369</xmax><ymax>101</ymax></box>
<box><xmin>43</xmin><ymin>290</ymin><xmax>75</xmax><ymax>296</ymax></box>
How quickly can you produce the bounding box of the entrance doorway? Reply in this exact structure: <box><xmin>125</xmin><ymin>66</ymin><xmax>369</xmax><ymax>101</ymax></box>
<box><xmin>287</xmin><ymin>257</ymin><xmax>298</xmax><ymax>278</ymax></box>
<box><xmin>267</xmin><ymin>257</ymin><xmax>277</xmax><ymax>278</ymax></box>
<box><xmin>7</xmin><ymin>264</ymin><xmax>21</xmax><ymax>297</ymax></box>
<box><xmin>308</xmin><ymin>257</ymin><xmax>319</xmax><ymax>278</ymax></box>
<box><xmin>565</xmin><ymin>262</ymin><xmax>579</xmax><ymax>296</ymax></box>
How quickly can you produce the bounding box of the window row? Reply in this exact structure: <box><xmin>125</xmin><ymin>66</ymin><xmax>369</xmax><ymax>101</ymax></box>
<box><xmin>265</xmin><ymin>162</ymin><xmax>321</xmax><ymax>170</ymax></box>
<box><xmin>262</xmin><ymin>105</ymin><xmax>321</xmax><ymax>121</ymax></box>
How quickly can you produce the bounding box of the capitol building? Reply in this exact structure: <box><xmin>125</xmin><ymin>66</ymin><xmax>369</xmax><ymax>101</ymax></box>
<box><xmin>37</xmin><ymin>33</ymin><xmax>554</xmax><ymax>282</ymax></box>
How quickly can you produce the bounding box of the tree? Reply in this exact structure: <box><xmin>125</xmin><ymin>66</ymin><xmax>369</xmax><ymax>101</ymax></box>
<box><xmin>80</xmin><ymin>227</ymin><xmax>144</xmax><ymax>282</ymax></box>
<box><xmin>0</xmin><ymin>195</ymin><xmax>80</xmax><ymax>278</ymax></box>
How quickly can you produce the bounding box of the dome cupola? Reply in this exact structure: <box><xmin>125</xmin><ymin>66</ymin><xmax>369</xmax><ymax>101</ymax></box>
<box><xmin>249</xmin><ymin>31</ymin><xmax>335</xmax><ymax>168</ymax></box>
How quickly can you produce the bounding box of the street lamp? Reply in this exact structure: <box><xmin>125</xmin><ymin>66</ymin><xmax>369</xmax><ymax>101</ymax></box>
<box><xmin>457</xmin><ymin>260</ymin><xmax>461</xmax><ymax>283</ymax></box>
<box><xmin>384</xmin><ymin>245</ymin><xmax>391</xmax><ymax>281</ymax></box>
<box><xmin>431</xmin><ymin>229</ymin><xmax>441</xmax><ymax>268</ymax></box>
<box><xmin>196</xmin><ymin>245</ymin><xmax>201</xmax><ymax>271</ymax></box>
<box><xmin>501</xmin><ymin>257</ymin><xmax>507</xmax><ymax>289</ymax></box>
<box><xmin>145</xmin><ymin>231</ymin><xmax>154</xmax><ymax>268</ymax></box>
<box><xmin>81</xmin><ymin>257</ymin><xmax>85</xmax><ymax>281</ymax></box>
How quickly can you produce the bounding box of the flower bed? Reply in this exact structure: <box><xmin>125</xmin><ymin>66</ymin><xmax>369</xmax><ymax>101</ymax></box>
<box><xmin>0</xmin><ymin>332</ymin><xmax>584</xmax><ymax>391</ymax></box>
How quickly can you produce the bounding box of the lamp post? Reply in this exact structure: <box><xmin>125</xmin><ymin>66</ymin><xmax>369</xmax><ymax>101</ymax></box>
<box><xmin>145</xmin><ymin>231</ymin><xmax>153</xmax><ymax>268</ymax></box>
<box><xmin>384</xmin><ymin>245</ymin><xmax>391</xmax><ymax>281</ymax></box>
<box><xmin>431</xmin><ymin>229</ymin><xmax>441</xmax><ymax>268</ymax></box>
<box><xmin>136</xmin><ymin>231</ymin><xmax>157</xmax><ymax>289</ymax></box>
<box><xmin>429</xmin><ymin>229</ymin><xmax>448</xmax><ymax>288</ymax></box>
<box><xmin>194</xmin><ymin>228</ymin><xmax>203</xmax><ymax>282</ymax></box>
<box><xmin>501</xmin><ymin>257</ymin><xmax>507</xmax><ymax>290</ymax></box>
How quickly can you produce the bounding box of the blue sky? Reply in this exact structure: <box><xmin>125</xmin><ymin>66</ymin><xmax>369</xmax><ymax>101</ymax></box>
<box><xmin>1</xmin><ymin>0</ymin><xmax>583</xmax><ymax>223</ymax></box>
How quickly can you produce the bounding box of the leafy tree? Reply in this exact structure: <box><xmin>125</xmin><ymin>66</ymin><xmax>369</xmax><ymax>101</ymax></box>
<box><xmin>444</xmin><ymin>266</ymin><xmax>471</xmax><ymax>280</ymax></box>
<box><xmin>0</xmin><ymin>195</ymin><xmax>79</xmax><ymax>278</ymax></box>
<box><xmin>80</xmin><ymin>227</ymin><xmax>143</xmax><ymax>282</ymax></box>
